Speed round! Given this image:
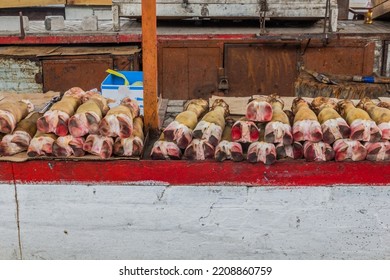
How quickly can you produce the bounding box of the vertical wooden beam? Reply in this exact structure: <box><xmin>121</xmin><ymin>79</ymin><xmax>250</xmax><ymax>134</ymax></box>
<box><xmin>142</xmin><ymin>0</ymin><xmax>159</xmax><ymax>134</ymax></box>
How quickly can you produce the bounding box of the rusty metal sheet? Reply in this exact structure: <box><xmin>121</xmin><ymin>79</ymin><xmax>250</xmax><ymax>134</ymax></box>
<box><xmin>42</xmin><ymin>58</ymin><xmax>113</xmax><ymax>93</ymax></box>
<box><xmin>114</xmin><ymin>55</ymin><xmax>141</xmax><ymax>71</ymax></box>
<box><xmin>303</xmin><ymin>41</ymin><xmax>375</xmax><ymax>76</ymax></box>
<box><xmin>224</xmin><ymin>43</ymin><xmax>299</xmax><ymax>97</ymax></box>
<box><xmin>160</xmin><ymin>47</ymin><xmax>188</xmax><ymax>100</ymax></box>
<box><xmin>338</xmin><ymin>0</ymin><xmax>350</xmax><ymax>20</ymax></box>
<box><xmin>159</xmin><ymin>47</ymin><xmax>221</xmax><ymax>99</ymax></box>
<box><xmin>188</xmin><ymin>47</ymin><xmax>220</xmax><ymax>99</ymax></box>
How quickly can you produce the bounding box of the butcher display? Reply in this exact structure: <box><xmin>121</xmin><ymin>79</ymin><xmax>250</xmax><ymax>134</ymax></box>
<box><xmin>150</xmin><ymin>134</ymin><xmax>182</xmax><ymax>160</ymax></box>
<box><xmin>338</xmin><ymin>100</ymin><xmax>382</xmax><ymax>142</ymax></box>
<box><xmin>99</xmin><ymin>97</ymin><xmax>140</xmax><ymax>138</ymax></box>
<box><xmin>0</xmin><ymin>99</ymin><xmax>34</xmax><ymax>134</ymax></box>
<box><xmin>83</xmin><ymin>134</ymin><xmax>114</xmax><ymax>159</ymax></box>
<box><xmin>303</xmin><ymin>141</ymin><xmax>335</xmax><ymax>162</ymax></box>
<box><xmin>357</xmin><ymin>97</ymin><xmax>390</xmax><ymax>140</ymax></box>
<box><xmin>52</xmin><ymin>135</ymin><xmax>85</xmax><ymax>157</ymax></box>
<box><xmin>163</xmin><ymin>99</ymin><xmax>208</xmax><ymax>149</ymax></box>
<box><xmin>192</xmin><ymin>99</ymin><xmax>229</xmax><ymax>147</ymax></box>
<box><xmin>27</xmin><ymin>131</ymin><xmax>57</xmax><ymax>157</ymax></box>
<box><xmin>215</xmin><ymin>124</ymin><xmax>244</xmax><ymax>162</ymax></box>
<box><xmin>0</xmin><ymin>112</ymin><xmax>42</xmax><ymax>156</ymax></box>
<box><xmin>245</xmin><ymin>96</ymin><xmax>273</xmax><ymax>122</ymax></box>
<box><xmin>333</xmin><ymin>139</ymin><xmax>367</xmax><ymax>162</ymax></box>
<box><xmin>247</xmin><ymin>142</ymin><xmax>276</xmax><ymax>165</ymax></box>
<box><xmin>264</xmin><ymin>95</ymin><xmax>293</xmax><ymax>145</ymax></box>
<box><xmin>292</xmin><ymin>97</ymin><xmax>323</xmax><ymax>142</ymax></box>
<box><xmin>311</xmin><ymin>97</ymin><xmax>350</xmax><ymax>144</ymax></box>
<box><xmin>68</xmin><ymin>91</ymin><xmax>111</xmax><ymax>137</ymax></box>
<box><xmin>275</xmin><ymin>142</ymin><xmax>304</xmax><ymax>160</ymax></box>
<box><xmin>365</xmin><ymin>141</ymin><xmax>390</xmax><ymax>161</ymax></box>
<box><xmin>231</xmin><ymin>118</ymin><xmax>259</xmax><ymax>143</ymax></box>
<box><xmin>37</xmin><ymin>87</ymin><xmax>85</xmax><ymax>136</ymax></box>
<box><xmin>114</xmin><ymin>117</ymin><xmax>145</xmax><ymax>157</ymax></box>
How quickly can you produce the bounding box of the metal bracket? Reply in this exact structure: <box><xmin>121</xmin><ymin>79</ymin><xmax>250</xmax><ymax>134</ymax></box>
<box><xmin>259</xmin><ymin>0</ymin><xmax>267</xmax><ymax>35</ymax></box>
<box><xmin>322</xmin><ymin>0</ymin><xmax>331</xmax><ymax>46</ymax></box>
<box><xmin>19</xmin><ymin>11</ymin><xmax>25</xmax><ymax>39</ymax></box>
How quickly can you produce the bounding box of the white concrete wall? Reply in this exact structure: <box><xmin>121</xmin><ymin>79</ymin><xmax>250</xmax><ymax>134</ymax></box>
<box><xmin>0</xmin><ymin>185</ymin><xmax>21</xmax><ymax>260</ymax></box>
<box><xmin>1</xmin><ymin>184</ymin><xmax>390</xmax><ymax>260</ymax></box>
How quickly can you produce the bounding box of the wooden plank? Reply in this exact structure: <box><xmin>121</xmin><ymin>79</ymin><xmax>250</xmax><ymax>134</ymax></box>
<box><xmin>142</xmin><ymin>0</ymin><xmax>159</xmax><ymax>133</ymax></box>
<box><xmin>0</xmin><ymin>0</ymin><xmax>65</xmax><ymax>8</ymax></box>
<box><xmin>373</xmin><ymin>1</ymin><xmax>390</xmax><ymax>18</ymax></box>
<box><xmin>66</xmin><ymin>0</ymin><xmax>112</xmax><ymax>5</ymax></box>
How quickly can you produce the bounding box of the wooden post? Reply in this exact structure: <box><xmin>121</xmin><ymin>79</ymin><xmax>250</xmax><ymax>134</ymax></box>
<box><xmin>142</xmin><ymin>0</ymin><xmax>159</xmax><ymax>135</ymax></box>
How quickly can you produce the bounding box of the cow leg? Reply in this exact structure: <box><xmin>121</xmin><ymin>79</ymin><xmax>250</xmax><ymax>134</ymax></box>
<box><xmin>247</xmin><ymin>142</ymin><xmax>276</xmax><ymax>165</ymax></box>
<box><xmin>184</xmin><ymin>139</ymin><xmax>215</xmax><ymax>160</ymax></box>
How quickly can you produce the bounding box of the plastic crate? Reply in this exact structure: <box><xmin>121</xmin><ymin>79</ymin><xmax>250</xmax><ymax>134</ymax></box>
<box><xmin>101</xmin><ymin>71</ymin><xmax>144</xmax><ymax>115</ymax></box>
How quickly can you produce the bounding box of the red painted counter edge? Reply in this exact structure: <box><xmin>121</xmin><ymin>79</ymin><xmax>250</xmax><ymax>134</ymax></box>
<box><xmin>1</xmin><ymin>160</ymin><xmax>389</xmax><ymax>186</ymax></box>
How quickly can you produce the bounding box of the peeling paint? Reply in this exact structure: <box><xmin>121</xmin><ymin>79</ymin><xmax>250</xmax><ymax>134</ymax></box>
<box><xmin>0</xmin><ymin>58</ymin><xmax>42</xmax><ymax>93</ymax></box>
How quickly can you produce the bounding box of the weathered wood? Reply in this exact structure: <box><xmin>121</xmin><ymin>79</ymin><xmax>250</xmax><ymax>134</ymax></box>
<box><xmin>66</xmin><ymin>0</ymin><xmax>111</xmax><ymax>5</ymax></box>
<box><xmin>142</xmin><ymin>0</ymin><xmax>159</xmax><ymax>133</ymax></box>
<box><xmin>113</xmin><ymin>0</ymin><xmax>338</xmax><ymax>20</ymax></box>
<box><xmin>373</xmin><ymin>0</ymin><xmax>390</xmax><ymax>18</ymax></box>
<box><xmin>0</xmin><ymin>0</ymin><xmax>65</xmax><ymax>8</ymax></box>
<box><xmin>295</xmin><ymin>72</ymin><xmax>390</xmax><ymax>99</ymax></box>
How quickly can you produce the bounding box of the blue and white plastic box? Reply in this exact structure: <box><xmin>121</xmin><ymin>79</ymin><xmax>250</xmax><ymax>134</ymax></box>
<box><xmin>101</xmin><ymin>71</ymin><xmax>144</xmax><ymax>115</ymax></box>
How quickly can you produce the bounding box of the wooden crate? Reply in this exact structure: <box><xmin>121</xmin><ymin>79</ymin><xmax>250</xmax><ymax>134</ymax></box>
<box><xmin>113</xmin><ymin>0</ymin><xmax>338</xmax><ymax>31</ymax></box>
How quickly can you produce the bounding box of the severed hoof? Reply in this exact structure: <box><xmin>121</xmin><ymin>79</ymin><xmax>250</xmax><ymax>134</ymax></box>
<box><xmin>246</xmin><ymin>100</ymin><xmax>273</xmax><ymax>122</ymax></box>
<box><xmin>378</xmin><ymin>122</ymin><xmax>390</xmax><ymax>140</ymax></box>
<box><xmin>83</xmin><ymin>135</ymin><xmax>113</xmax><ymax>159</ymax></box>
<box><xmin>150</xmin><ymin>141</ymin><xmax>181</xmax><ymax>160</ymax></box>
<box><xmin>114</xmin><ymin>136</ymin><xmax>144</xmax><ymax>157</ymax></box>
<box><xmin>193</xmin><ymin>121</ymin><xmax>223</xmax><ymax>147</ymax></box>
<box><xmin>365</xmin><ymin>142</ymin><xmax>390</xmax><ymax>161</ymax></box>
<box><xmin>350</xmin><ymin>119</ymin><xmax>382</xmax><ymax>142</ymax></box>
<box><xmin>53</xmin><ymin>135</ymin><xmax>85</xmax><ymax>157</ymax></box>
<box><xmin>55</xmin><ymin>116</ymin><xmax>69</xmax><ymax>136</ymax></box>
<box><xmin>247</xmin><ymin>142</ymin><xmax>276</xmax><ymax>165</ymax></box>
<box><xmin>0</xmin><ymin>112</ymin><xmax>15</xmax><ymax>134</ymax></box>
<box><xmin>184</xmin><ymin>139</ymin><xmax>215</xmax><ymax>160</ymax></box>
<box><xmin>321</xmin><ymin>118</ymin><xmax>351</xmax><ymax>144</ymax></box>
<box><xmin>333</xmin><ymin>139</ymin><xmax>367</xmax><ymax>162</ymax></box>
<box><xmin>69</xmin><ymin>112</ymin><xmax>101</xmax><ymax>138</ymax></box>
<box><xmin>163</xmin><ymin>121</ymin><xmax>193</xmax><ymax>149</ymax></box>
<box><xmin>99</xmin><ymin>114</ymin><xmax>133</xmax><ymax>139</ymax></box>
<box><xmin>264</xmin><ymin>121</ymin><xmax>293</xmax><ymax>145</ymax></box>
<box><xmin>215</xmin><ymin>140</ymin><xmax>244</xmax><ymax>162</ymax></box>
<box><xmin>303</xmin><ymin>141</ymin><xmax>334</xmax><ymax>162</ymax></box>
<box><xmin>231</xmin><ymin>120</ymin><xmax>260</xmax><ymax>143</ymax></box>
<box><xmin>27</xmin><ymin>137</ymin><xmax>55</xmax><ymax>157</ymax></box>
<box><xmin>275</xmin><ymin>142</ymin><xmax>304</xmax><ymax>160</ymax></box>
<box><xmin>293</xmin><ymin>119</ymin><xmax>323</xmax><ymax>143</ymax></box>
